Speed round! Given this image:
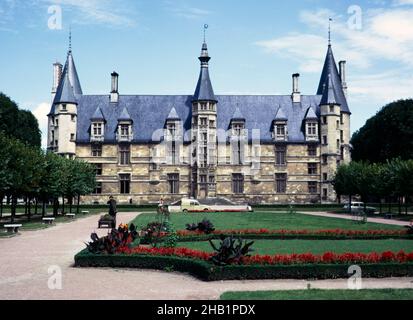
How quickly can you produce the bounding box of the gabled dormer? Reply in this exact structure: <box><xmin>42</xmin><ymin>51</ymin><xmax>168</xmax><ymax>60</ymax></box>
<box><xmin>165</xmin><ymin>107</ymin><xmax>182</xmax><ymax>142</ymax></box>
<box><xmin>90</xmin><ymin>107</ymin><xmax>105</xmax><ymax>142</ymax></box>
<box><xmin>304</xmin><ymin>106</ymin><xmax>319</xmax><ymax>142</ymax></box>
<box><xmin>117</xmin><ymin>107</ymin><xmax>133</xmax><ymax>142</ymax></box>
<box><xmin>272</xmin><ymin>107</ymin><xmax>288</xmax><ymax>142</ymax></box>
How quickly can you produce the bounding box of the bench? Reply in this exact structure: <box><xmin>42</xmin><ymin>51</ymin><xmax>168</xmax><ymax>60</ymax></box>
<box><xmin>65</xmin><ymin>213</ymin><xmax>76</xmax><ymax>219</ymax></box>
<box><xmin>98</xmin><ymin>215</ymin><xmax>116</xmax><ymax>229</ymax></box>
<box><xmin>4</xmin><ymin>224</ymin><xmax>22</xmax><ymax>233</ymax></box>
<box><xmin>42</xmin><ymin>217</ymin><xmax>55</xmax><ymax>225</ymax></box>
<box><xmin>385</xmin><ymin>213</ymin><xmax>395</xmax><ymax>220</ymax></box>
<box><xmin>81</xmin><ymin>211</ymin><xmax>89</xmax><ymax>215</ymax></box>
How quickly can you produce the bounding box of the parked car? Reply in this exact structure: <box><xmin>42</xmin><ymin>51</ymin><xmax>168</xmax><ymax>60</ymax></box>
<box><xmin>343</xmin><ymin>202</ymin><xmax>377</xmax><ymax>214</ymax></box>
<box><xmin>168</xmin><ymin>198</ymin><xmax>253</xmax><ymax>213</ymax></box>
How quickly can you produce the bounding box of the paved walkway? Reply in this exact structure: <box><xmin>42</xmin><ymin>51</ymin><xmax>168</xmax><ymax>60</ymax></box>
<box><xmin>0</xmin><ymin>212</ymin><xmax>412</xmax><ymax>300</ymax></box>
<box><xmin>301</xmin><ymin>211</ymin><xmax>411</xmax><ymax>227</ymax></box>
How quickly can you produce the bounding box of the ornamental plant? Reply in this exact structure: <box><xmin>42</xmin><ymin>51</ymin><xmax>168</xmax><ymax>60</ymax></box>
<box><xmin>86</xmin><ymin>223</ymin><xmax>138</xmax><ymax>254</ymax></box>
<box><xmin>185</xmin><ymin>219</ymin><xmax>215</xmax><ymax>234</ymax></box>
<box><xmin>208</xmin><ymin>236</ymin><xmax>254</xmax><ymax>266</ymax></box>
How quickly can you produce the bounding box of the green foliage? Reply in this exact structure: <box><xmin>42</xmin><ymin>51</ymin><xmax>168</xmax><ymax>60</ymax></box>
<box><xmin>0</xmin><ymin>93</ymin><xmax>41</xmax><ymax>147</ymax></box>
<box><xmin>186</xmin><ymin>219</ymin><xmax>215</xmax><ymax>234</ymax></box>
<box><xmin>351</xmin><ymin>99</ymin><xmax>413</xmax><ymax>163</ymax></box>
<box><xmin>85</xmin><ymin>224</ymin><xmax>138</xmax><ymax>254</ymax></box>
<box><xmin>162</xmin><ymin>221</ymin><xmax>179</xmax><ymax>248</ymax></box>
<box><xmin>74</xmin><ymin>251</ymin><xmax>413</xmax><ymax>281</ymax></box>
<box><xmin>209</xmin><ymin>236</ymin><xmax>254</xmax><ymax>266</ymax></box>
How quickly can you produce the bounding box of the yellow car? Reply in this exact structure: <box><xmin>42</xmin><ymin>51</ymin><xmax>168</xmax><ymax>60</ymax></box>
<box><xmin>169</xmin><ymin>198</ymin><xmax>212</xmax><ymax>213</ymax></box>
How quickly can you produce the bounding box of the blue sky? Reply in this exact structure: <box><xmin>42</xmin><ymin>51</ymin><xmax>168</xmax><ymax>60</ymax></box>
<box><xmin>1</xmin><ymin>0</ymin><xmax>413</xmax><ymax>147</ymax></box>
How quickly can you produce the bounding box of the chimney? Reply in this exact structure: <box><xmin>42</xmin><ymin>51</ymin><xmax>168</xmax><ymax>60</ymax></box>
<box><xmin>339</xmin><ymin>61</ymin><xmax>348</xmax><ymax>98</ymax></box>
<box><xmin>292</xmin><ymin>73</ymin><xmax>301</xmax><ymax>103</ymax></box>
<box><xmin>52</xmin><ymin>62</ymin><xmax>63</xmax><ymax>97</ymax></box>
<box><xmin>110</xmin><ymin>71</ymin><xmax>119</xmax><ymax>103</ymax></box>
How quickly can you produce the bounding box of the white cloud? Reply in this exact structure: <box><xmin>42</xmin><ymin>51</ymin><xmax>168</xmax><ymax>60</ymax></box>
<box><xmin>164</xmin><ymin>1</ymin><xmax>211</xmax><ymax>20</ymax></box>
<box><xmin>31</xmin><ymin>102</ymin><xmax>50</xmax><ymax>148</ymax></box>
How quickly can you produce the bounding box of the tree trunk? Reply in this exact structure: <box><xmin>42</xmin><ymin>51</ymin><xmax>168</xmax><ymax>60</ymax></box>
<box><xmin>69</xmin><ymin>197</ymin><xmax>73</xmax><ymax>214</ymax></box>
<box><xmin>35</xmin><ymin>198</ymin><xmax>38</xmax><ymax>216</ymax></box>
<box><xmin>0</xmin><ymin>194</ymin><xmax>3</xmax><ymax>219</ymax></box>
<box><xmin>348</xmin><ymin>195</ymin><xmax>352</xmax><ymax>214</ymax></box>
<box><xmin>42</xmin><ymin>196</ymin><xmax>46</xmax><ymax>218</ymax></box>
<box><xmin>61</xmin><ymin>196</ymin><xmax>65</xmax><ymax>215</ymax></box>
<box><xmin>398</xmin><ymin>197</ymin><xmax>402</xmax><ymax>215</ymax></box>
<box><xmin>11</xmin><ymin>195</ymin><xmax>17</xmax><ymax>224</ymax></box>
<box><xmin>77</xmin><ymin>195</ymin><xmax>80</xmax><ymax>215</ymax></box>
<box><xmin>53</xmin><ymin>198</ymin><xmax>58</xmax><ymax>217</ymax></box>
<box><xmin>379</xmin><ymin>200</ymin><xmax>382</xmax><ymax>215</ymax></box>
<box><xmin>28</xmin><ymin>197</ymin><xmax>32</xmax><ymax>222</ymax></box>
<box><xmin>388</xmin><ymin>197</ymin><xmax>391</xmax><ymax>214</ymax></box>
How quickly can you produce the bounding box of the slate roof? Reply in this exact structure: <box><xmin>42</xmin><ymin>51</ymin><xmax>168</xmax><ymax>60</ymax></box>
<box><xmin>274</xmin><ymin>107</ymin><xmax>288</xmax><ymax>121</ymax></box>
<box><xmin>118</xmin><ymin>107</ymin><xmax>132</xmax><ymax>121</ymax></box>
<box><xmin>317</xmin><ymin>45</ymin><xmax>350</xmax><ymax>113</ymax></box>
<box><xmin>166</xmin><ymin>107</ymin><xmax>181</xmax><ymax>120</ymax></box>
<box><xmin>193</xmin><ymin>43</ymin><xmax>217</xmax><ymax>102</ymax></box>
<box><xmin>76</xmin><ymin>95</ymin><xmax>321</xmax><ymax>144</ymax></box>
<box><xmin>305</xmin><ymin>106</ymin><xmax>318</xmax><ymax>120</ymax></box>
<box><xmin>320</xmin><ymin>74</ymin><xmax>340</xmax><ymax>106</ymax></box>
<box><xmin>90</xmin><ymin>106</ymin><xmax>105</xmax><ymax>121</ymax></box>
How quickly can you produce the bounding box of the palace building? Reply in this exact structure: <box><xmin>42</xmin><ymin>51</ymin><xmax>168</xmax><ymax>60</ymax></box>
<box><xmin>47</xmin><ymin>36</ymin><xmax>351</xmax><ymax>205</ymax></box>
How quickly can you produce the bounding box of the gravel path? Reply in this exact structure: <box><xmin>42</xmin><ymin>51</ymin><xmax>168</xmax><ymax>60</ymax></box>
<box><xmin>301</xmin><ymin>211</ymin><xmax>411</xmax><ymax>226</ymax></box>
<box><xmin>1</xmin><ymin>212</ymin><xmax>412</xmax><ymax>300</ymax></box>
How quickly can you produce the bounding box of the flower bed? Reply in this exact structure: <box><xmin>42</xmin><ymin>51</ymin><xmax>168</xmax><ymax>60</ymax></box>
<box><xmin>74</xmin><ymin>248</ymin><xmax>413</xmax><ymax>281</ymax></box>
<box><xmin>175</xmin><ymin>229</ymin><xmax>411</xmax><ymax>241</ymax></box>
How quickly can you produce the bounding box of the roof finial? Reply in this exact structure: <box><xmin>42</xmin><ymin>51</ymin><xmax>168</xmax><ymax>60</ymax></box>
<box><xmin>68</xmin><ymin>26</ymin><xmax>72</xmax><ymax>53</ymax></box>
<box><xmin>203</xmin><ymin>24</ymin><xmax>208</xmax><ymax>43</ymax></box>
<box><xmin>328</xmin><ymin>18</ymin><xmax>332</xmax><ymax>45</ymax></box>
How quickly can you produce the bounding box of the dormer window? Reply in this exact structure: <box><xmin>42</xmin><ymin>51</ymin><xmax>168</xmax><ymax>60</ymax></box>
<box><xmin>117</xmin><ymin>122</ymin><xmax>133</xmax><ymax>142</ymax></box>
<box><xmin>91</xmin><ymin>122</ymin><xmax>104</xmax><ymax>142</ymax></box>
<box><xmin>306</xmin><ymin>122</ymin><xmax>319</xmax><ymax>142</ymax></box>
<box><xmin>273</xmin><ymin>121</ymin><xmax>288</xmax><ymax>142</ymax></box>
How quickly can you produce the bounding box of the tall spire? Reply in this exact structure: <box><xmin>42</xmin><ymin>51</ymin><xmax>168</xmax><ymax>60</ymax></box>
<box><xmin>328</xmin><ymin>18</ymin><xmax>332</xmax><ymax>46</ymax></box>
<box><xmin>193</xmin><ymin>26</ymin><xmax>216</xmax><ymax>102</ymax></box>
<box><xmin>69</xmin><ymin>26</ymin><xmax>72</xmax><ymax>53</ymax></box>
<box><xmin>317</xmin><ymin>41</ymin><xmax>350</xmax><ymax>113</ymax></box>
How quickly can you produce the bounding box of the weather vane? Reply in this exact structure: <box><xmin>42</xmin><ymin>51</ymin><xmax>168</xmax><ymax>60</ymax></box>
<box><xmin>203</xmin><ymin>24</ymin><xmax>209</xmax><ymax>43</ymax></box>
<box><xmin>69</xmin><ymin>25</ymin><xmax>72</xmax><ymax>52</ymax></box>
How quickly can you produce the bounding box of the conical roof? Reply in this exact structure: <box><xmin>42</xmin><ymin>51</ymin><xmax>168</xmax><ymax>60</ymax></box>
<box><xmin>320</xmin><ymin>74</ymin><xmax>340</xmax><ymax>106</ymax></box>
<box><xmin>193</xmin><ymin>42</ymin><xmax>217</xmax><ymax>102</ymax></box>
<box><xmin>90</xmin><ymin>106</ymin><xmax>105</xmax><ymax>121</ymax></box>
<box><xmin>118</xmin><ymin>107</ymin><xmax>132</xmax><ymax>121</ymax></box>
<box><xmin>317</xmin><ymin>45</ymin><xmax>349</xmax><ymax>112</ymax></box>
<box><xmin>305</xmin><ymin>106</ymin><xmax>318</xmax><ymax>120</ymax></box>
<box><xmin>274</xmin><ymin>107</ymin><xmax>288</xmax><ymax>121</ymax></box>
<box><xmin>167</xmin><ymin>107</ymin><xmax>180</xmax><ymax>120</ymax></box>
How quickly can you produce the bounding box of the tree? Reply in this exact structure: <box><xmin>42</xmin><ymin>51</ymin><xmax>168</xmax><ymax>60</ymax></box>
<box><xmin>351</xmin><ymin>99</ymin><xmax>413</xmax><ymax>163</ymax></box>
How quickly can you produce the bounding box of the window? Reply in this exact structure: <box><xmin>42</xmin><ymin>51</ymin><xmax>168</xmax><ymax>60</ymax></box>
<box><xmin>120</xmin><ymin>174</ymin><xmax>130</xmax><ymax>194</ymax></box>
<box><xmin>308</xmin><ymin>145</ymin><xmax>317</xmax><ymax>156</ymax></box>
<box><xmin>308</xmin><ymin>182</ymin><xmax>318</xmax><ymax>194</ymax></box>
<box><xmin>168</xmin><ymin>173</ymin><xmax>180</xmax><ymax>194</ymax></box>
<box><xmin>323</xmin><ymin>136</ymin><xmax>328</xmax><ymax>145</ymax></box>
<box><xmin>322</xmin><ymin>116</ymin><xmax>327</xmax><ymax>125</ymax></box>
<box><xmin>329</xmin><ymin>105</ymin><xmax>334</xmax><ymax>113</ymax></box>
<box><xmin>62</xmin><ymin>104</ymin><xmax>67</xmax><ymax>111</ymax></box>
<box><xmin>323</xmin><ymin>188</ymin><xmax>328</xmax><ymax>200</ymax></box>
<box><xmin>231</xmin><ymin>123</ymin><xmax>245</xmax><ymax>165</ymax></box>
<box><xmin>275</xmin><ymin>173</ymin><xmax>287</xmax><ymax>193</ymax></box>
<box><xmin>308</xmin><ymin>163</ymin><xmax>317</xmax><ymax>175</ymax></box>
<box><xmin>200</xmin><ymin>118</ymin><xmax>208</xmax><ymax>126</ymax></box>
<box><xmin>232</xmin><ymin>174</ymin><xmax>244</xmax><ymax>194</ymax></box>
<box><xmin>322</xmin><ymin>155</ymin><xmax>328</xmax><ymax>165</ymax></box>
<box><xmin>93</xmin><ymin>182</ymin><xmax>102</xmax><ymax>194</ymax></box>
<box><xmin>200</xmin><ymin>175</ymin><xmax>207</xmax><ymax>189</ymax></box>
<box><xmin>277</xmin><ymin>124</ymin><xmax>286</xmax><ymax>136</ymax></box>
<box><xmin>209</xmin><ymin>120</ymin><xmax>215</xmax><ymax>128</ymax></box>
<box><xmin>70</xmin><ymin>133</ymin><xmax>75</xmax><ymax>141</ymax></box>
<box><xmin>340</xmin><ymin>130</ymin><xmax>344</xmax><ymax>143</ymax></box>
<box><xmin>340</xmin><ymin>113</ymin><xmax>344</xmax><ymax>125</ymax></box>
<box><xmin>323</xmin><ymin>173</ymin><xmax>328</xmax><ymax>181</ymax></box>
<box><xmin>150</xmin><ymin>163</ymin><xmax>159</xmax><ymax>171</ymax></box>
<box><xmin>94</xmin><ymin>164</ymin><xmax>102</xmax><ymax>176</ymax></box>
<box><xmin>119</xmin><ymin>144</ymin><xmax>130</xmax><ymax>165</ymax></box>
<box><xmin>307</xmin><ymin>123</ymin><xmax>317</xmax><ymax>136</ymax></box>
<box><xmin>209</xmin><ymin>176</ymin><xmax>215</xmax><ymax>184</ymax></box>
<box><xmin>71</xmin><ymin>115</ymin><xmax>76</xmax><ymax>121</ymax></box>
<box><xmin>336</xmin><ymin>120</ymin><xmax>340</xmax><ymax>130</ymax></box>
<box><xmin>275</xmin><ymin>145</ymin><xmax>287</xmax><ymax>166</ymax></box>
<box><xmin>55</xmin><ymin>119</ymin><xmax>59</xmax><ymax>127</ymax></box>
<box><xmin>120</xmin><ymin>124</ymin><xmax>130</xmax><ymax>137</ymax></box>
<box><xmin>337</xmin><ymin>139</ymin><xmax>340</xmax><ymax>150</ymax></box>
<box><xmin>91</xmin><ymin>144</ymin><xmax>102</xmax><ymax>157</ymax></box>
<box><xmin>92</xmin><ymin>123</ymin><xmax>103</xmax><ymax>136</ymax></box>
<box><xmin>200</xmin><ymin>103</ymin><xmax>207</xmax><ymax>111</ymax></box>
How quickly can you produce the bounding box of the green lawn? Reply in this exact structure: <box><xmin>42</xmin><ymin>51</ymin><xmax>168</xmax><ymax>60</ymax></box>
<box><xmin>178</xmin><ymin>239</ymin><xmax>413</xmax><ymax>255</ymax></box>
<box><xmin>130</xmin><ymin>212</ymin><xmax>403</xmax><ymax>232</ymax></box>
<box><xmin>220</xmin><ymin>289</ymin><xmax>413</xmax><ymax>300</ymax></box>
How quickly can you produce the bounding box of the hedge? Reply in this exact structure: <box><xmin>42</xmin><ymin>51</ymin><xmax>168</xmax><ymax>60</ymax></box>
<box><xmin>74</xmin><ymin>250</ymin><xmax>413</xmax><ymax>281</ymax></box>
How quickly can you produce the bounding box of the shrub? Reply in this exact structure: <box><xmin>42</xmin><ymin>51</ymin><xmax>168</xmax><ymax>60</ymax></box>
<box><xmin>85</xmin><ymin>224</ymin><xmax>138</xmax><ymax>254</ymax></box>
<box><xmin>209</xmin><ymin>236</ymin><xmax>254</xmax><ymax>266</ymax></box>
<box><xmin>162</xmin><ymin>221</ymin><xmax>179</xmax><ymax>248</ymax></box>
<box><xmin>185</xmin><ymin>219</ymin><xmax>215</xmax><ymax>234</ymax></box>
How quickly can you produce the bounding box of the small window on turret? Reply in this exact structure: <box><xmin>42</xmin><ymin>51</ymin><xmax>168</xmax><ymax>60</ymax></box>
<box><xmin>329</xmin><ymin>106</ymin><xmax>334</xmax><ymax>113</ymax></box>
<box><xmin>62</xmin><ymin>104</ymin><xmax>67</xmax><ymax>111</ymax></box>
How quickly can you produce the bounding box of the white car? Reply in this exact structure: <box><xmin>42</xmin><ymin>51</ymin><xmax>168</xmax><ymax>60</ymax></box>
<box><xmin>343</xmin><ymin>202</ymin><xmax>376</xmax><ymax>214</ymax></box>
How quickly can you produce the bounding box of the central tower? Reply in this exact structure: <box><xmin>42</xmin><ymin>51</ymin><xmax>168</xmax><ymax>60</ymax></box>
<box><xmin>191</xmin><ymin>41</ymin><xmax>218</xmax><ymax>199</ymax></box>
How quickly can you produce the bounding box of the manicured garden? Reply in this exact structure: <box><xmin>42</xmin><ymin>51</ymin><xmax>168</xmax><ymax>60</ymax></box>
<box><xmin>220</xmin><ymin>289</ymin><xmax>413</xmax><ymax>300</ymax></box>
<box><xmin>74</xmin><ymin>210</ymin><xmax>413</xmax><ymax>281</ymax></box>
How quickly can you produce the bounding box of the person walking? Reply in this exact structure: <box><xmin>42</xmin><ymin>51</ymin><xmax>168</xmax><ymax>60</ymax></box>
<box><xmin>107</xmin><ymin>196</ymin><xmax>117</xmax><ymax>228</ymax></box>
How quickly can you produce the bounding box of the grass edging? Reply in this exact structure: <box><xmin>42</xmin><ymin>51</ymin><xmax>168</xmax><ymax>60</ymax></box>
<box><xmin>74</xmin><ymin>250</ymin><xmax>413</xmax><ymax>281</ymax></box>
